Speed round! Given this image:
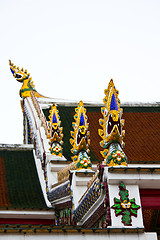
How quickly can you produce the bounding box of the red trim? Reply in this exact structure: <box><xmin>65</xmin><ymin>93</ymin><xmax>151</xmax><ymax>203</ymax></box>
<box><xmin>140</xmin><ymin>189</ymin><xmax>160</xmax><ymax>209</ymax></box>
<box><xmin>0</xmin><ymin>218</ymin><xmax>55</xmax><ymax>225</ymax></box>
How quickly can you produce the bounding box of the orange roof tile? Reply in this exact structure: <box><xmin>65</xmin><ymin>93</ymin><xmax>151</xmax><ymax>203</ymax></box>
<box><xmin>44</xmin><ymin>105</ymin><xmax>160</xmax><ymax>164</ymax></box>
<box><xmin>124</xmin><ymin>112</ymin><xmax>160</xmax><ymax>164</ymax></box>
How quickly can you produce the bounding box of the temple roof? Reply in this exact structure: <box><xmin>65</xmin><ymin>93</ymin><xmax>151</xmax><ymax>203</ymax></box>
<box><xmin>42</xmin><ymin>103</ymin><xmax>160</xmax><ymax>164</ymax></box>
<box><xmin>0</xmin><ymin>144</ymin><xmax>48</xmax><ymax>209</ymax></box>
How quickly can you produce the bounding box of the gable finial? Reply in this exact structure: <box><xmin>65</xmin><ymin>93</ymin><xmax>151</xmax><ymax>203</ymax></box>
<box><xmin>48</xmin><ymin>104</ymin><xmax>63</xmax><ymax>157</ymax></box>
<box><xmin>70</xmin><ymin>101</ymin><xmax>91</xmax><ymax>170</ymax></box>
<box><xmin>98</xmin><ymin>79</ymin><xmax>127</xmax><ymax>166</ymax></box>
<box><xmin>9</xmin><ymin>60</ymin><xmax>45</xmax><ymax>98</ymax></box>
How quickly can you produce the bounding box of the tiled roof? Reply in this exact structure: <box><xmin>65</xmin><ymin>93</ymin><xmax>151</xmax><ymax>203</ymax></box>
<box><xmin>48</xmin><ymin>181</ymin><xmax>71</xmax><ymax>202</ymax></box>
<box><xmin>124</xmin><ymin>110</ymin><xmax>160</xmax><ymax>163</ymax></box>
<box><xmin>0</xmin><ymin>147</ymin><xmax>48</xmax><ymax>209</ymax></box>
<box><xmin>0</xmin><ymin>224</ymin><xmax>143</xmax><ymax>233</ymax></box>
<box><xmin>73</xmin><ymin>178</ymin><xmax>101</xmax><ymax>222</ymax></box>
<box><xmin>43</xmin><ymin>105</ymin><xmax>160</xmax><ymax>164</ymax></box>
<box><xmin>43</xmin><ymin>106</ymin><xmax>102</xmax><ymax>162</ymax></box>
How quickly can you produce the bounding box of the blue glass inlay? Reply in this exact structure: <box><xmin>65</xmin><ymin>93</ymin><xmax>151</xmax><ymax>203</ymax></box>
<box><xmin>10</xmin><ymin>68</ymin><xmax>15</xmax><ymax>74</ymax></box>
<box><xmin>79</xmin><ymin>112</ymin><xmax>85</xmax><ymax>126</ymax></box>
<box><xmin>52</xmin><ymin>113</ymin><xmax>57</xmax><ymax>123</ymax></box>
<box><xmin>110</xmin><ymin>93</ymin><xmax>118</xmax><ymax>111</ymax></box>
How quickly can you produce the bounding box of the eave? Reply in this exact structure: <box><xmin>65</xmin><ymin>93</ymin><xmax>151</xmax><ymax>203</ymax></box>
<box><xmin>106</xmin><ymin>165</ymin><xmax>160</xmax><ymax>188</ymax></box>
<box><xmin>0</xmin><ymin>210</ymin><xmax>54</xmax><ymax>219</ymax></box>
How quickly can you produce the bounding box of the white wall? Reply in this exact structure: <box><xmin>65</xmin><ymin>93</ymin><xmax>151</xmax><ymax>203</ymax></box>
<box><xmin>0</xmin><ymin>232</ymin><xmax>157</xmax><ymax>240</ymax></box>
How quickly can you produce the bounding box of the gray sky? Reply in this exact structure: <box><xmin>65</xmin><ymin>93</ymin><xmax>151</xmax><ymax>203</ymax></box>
<box><xmin>0</xmin><ymin>0</ymin><xmax>160</xmax><ymax>144</ymax></box>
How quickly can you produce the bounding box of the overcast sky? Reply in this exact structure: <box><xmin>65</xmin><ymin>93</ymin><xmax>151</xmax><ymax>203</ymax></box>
<box><xmin>0</xmin><ymin>0</ymin><xmax>160</xmax><ymax>144</ymax></box>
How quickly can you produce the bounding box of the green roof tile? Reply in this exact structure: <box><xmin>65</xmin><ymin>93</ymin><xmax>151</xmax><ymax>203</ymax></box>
<box><xmin>0</xmin><ymin>149</ymin><xmax>47</xmax><ymax>209</ymax></box>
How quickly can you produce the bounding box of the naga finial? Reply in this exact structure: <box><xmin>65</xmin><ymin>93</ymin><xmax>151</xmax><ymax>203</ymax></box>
<box><xmin>70</xmin><ymin>101</ymin><xmax>91</xmax><ymax>170</ymax></box>
<box><xmin>9</xmin><ymin>60</ymin><xmax>45</xmax><ymax>98</ymax></box>
<box><xmin>48</xmin><ymin>104</ymin><xmax>63</xmax><ymax>157</ymax></box>
<box><xmin>98</xmin><ymin>79</ymin><xmax>127</xmax><ymax>166</ymax></box>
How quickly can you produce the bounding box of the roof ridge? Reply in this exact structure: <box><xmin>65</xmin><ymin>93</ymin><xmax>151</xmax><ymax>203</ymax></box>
<box><xmin>0</xmin><ymin>144</ymin><xmax>34</xmax><ymax>151</ymax></box>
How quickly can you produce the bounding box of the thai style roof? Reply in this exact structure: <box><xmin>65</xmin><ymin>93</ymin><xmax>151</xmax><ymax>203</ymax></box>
<box><xmin>0</xmin><ymin>144</ymin><xmax>48</xmax><ymax>209</ymax></box>
<box><xmin>7</xmin><ymin>61</ymin><xmax>160</xmax><ymax>237</ymax></box>
<box><xmin>48</xmin><ymin>180</ymin><xmax>71</xmax><ymax>203</ymax></box>
<box><xmin>42</xmin><ymin>103</ymin><xmax>160</xmax><ymax>164</ymax></box>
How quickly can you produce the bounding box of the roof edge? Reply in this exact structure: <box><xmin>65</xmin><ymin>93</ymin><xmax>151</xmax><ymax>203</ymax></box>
<box><xmin>37</xmin><ymin>98</ymin><xmax>160</xmax><ymax>108</ymax></box>
<box><xmin>0</xmin><ymin>144</ymin><xmax>34</xmax><ymax>151</ymax></box>
<box><xmin>0</xmin><ymin>209</ymin><xmax>54</xmax><ymax>219</ymax></box>
<box><xmin>121</xmin><ymin>101</ymin><xmax>160</xmax><ymax>107</ymax></box>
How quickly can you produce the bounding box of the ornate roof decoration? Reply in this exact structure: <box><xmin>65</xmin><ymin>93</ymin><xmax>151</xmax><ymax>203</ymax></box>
<box><xmin>31</xmin><ymin>91</ymin><xmax>48</xmax><ymax>135</ymax></box>
<box><xmin>73</xmin><ymin>178</ymin><xmax>101</xmax><ymax>222</ymax></box>
<box><xmin>55</xmin><ymin>207</ymin><xmax>73</xmax><ymax>226</ymax></box>
<box><xmin>98</xmin><ymin>79</ymin><xmax>127</xmax><ymax>166</ymax></box>
<box><xmin>57</xmin><ymin>162</ymin><xmax>76</xmax><ymax>182</ymax></box>
<box><xmin>47</xmin><ymin>181</ymin><xmax>71</xmax><ymax>202</ymax></box>
<box><xmin>48</xmin><ymin>105</ymin><xmax>63</xmax><ymax>157</ymax></box>
<box><xmin>111</xmin><ymin>181</ymin><xmax>140</xmax><ymax>226</ymax></box>
<box><xmin>70</xmin><ymin>101</ymin><xmax>91</xmax><ymax>170</ymax></box>
<box><xmin>43</xmin><ymin>104</ymin><xmax>160</xmax><ymax>164</ymax></box>
<box><xmin>9</xmin><ymin>60</ymin><xmax>45</xmax><ymax>98</ymax></box>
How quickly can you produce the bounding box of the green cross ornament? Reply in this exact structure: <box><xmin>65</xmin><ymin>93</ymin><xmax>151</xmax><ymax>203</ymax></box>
<box><xmin>111</xmin><ymin>181</ymin><xmax>140</xmax><ymax>226</ymax></box>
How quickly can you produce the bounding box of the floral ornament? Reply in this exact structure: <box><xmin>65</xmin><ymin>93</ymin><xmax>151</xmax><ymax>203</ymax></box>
<box><xmin>70</xmin><ymin>101</ymin><xmax>91</xmax><ymax>170</ymax></box>
<box><xmin>112</xmin><ymin>150</ymin><xmax>125</xmax><ymax>160</ymax></box>
<box><xmin>48</xmin><ymin>105</ymin><xmax>63</xmax><ymax>157</ymax></box>
<box><xmin>111</xmin><ymin>182</ymin><xmax>140</xmax><ymax>226</ymax></box>
<box><xmin>98</xmin><ymin>79</ymin><xmax>127</xmax><ymax>166</ymax></box>
<box><xmin>76</xmin><ymin>151</ymin><xmax>91</xmax><ymax>170</ymax></box>
<box><xmin>106</xmin><ymin>144</ymin><xmax>127</xmax><ymax>166</ymax></box>
<box><xmin>50</xmin><ymin>142</ymin><xmax>63</xmax><ymax>156</ymax></box>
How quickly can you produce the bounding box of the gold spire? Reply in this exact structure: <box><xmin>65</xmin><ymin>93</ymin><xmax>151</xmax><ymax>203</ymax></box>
<box><xmin>98</xmin><ymin>79</ymin><xmax>127</xmax><ymax>166</ymax></box>
<box><xmin>48</xmin><ymin>104</ymin><xmax>63</xmax><ymax>157</ymax></box>
<box><xmin>70</xmin><ymin>101</ymin><xmax>91</xmax><ymax>170</ymax></box>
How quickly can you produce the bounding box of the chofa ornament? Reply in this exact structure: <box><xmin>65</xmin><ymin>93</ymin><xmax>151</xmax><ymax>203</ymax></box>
<box><xmin>70</xmin><ymin>101</ymin><xmax>91</xmax><ymax>170</ymax></box>
<box><xmin>9</xmin><ymin>60</ymin><xmax>45</xmax><ymax>98</ymax></box>
<box><xmin>48</xmin><ymin>105</ymin><xmax>63</xmax><ymax>157</ymax></box>
<box><xmin>99</xmin><ymin>79</ymin><xmax>127</xmax><ymax>166</ymax></box>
